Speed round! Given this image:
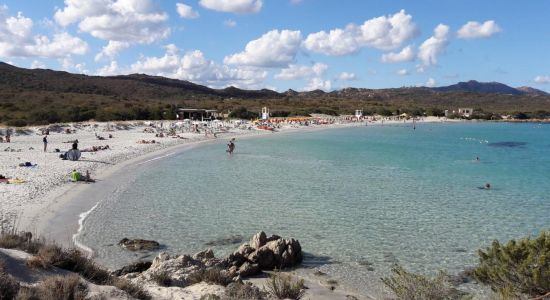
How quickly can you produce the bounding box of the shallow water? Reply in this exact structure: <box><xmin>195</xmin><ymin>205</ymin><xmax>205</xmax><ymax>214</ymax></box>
<box><xmin>77</xmin><ymin>123</ymin><xmax>550</xmax><ymax>296</ymax></box>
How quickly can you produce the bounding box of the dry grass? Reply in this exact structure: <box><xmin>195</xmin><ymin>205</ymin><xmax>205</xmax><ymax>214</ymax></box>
<box><xmin>381</xmin><ymin>265</ymin><xmax>469</xmax><ymax>300</ymax></box>
<box><xmin>15</xmin><ymin>274</ymin><xmax>87</xmax><ymax>300</ymax></box>
<box><xmin>224</xmin><ymin>282</ymin><xmax>266</xmax><ymax>300</ymax></box>
<box><xmin>150</xmin><ymin>270</ymin><xmax>172</xmax><ymax>287</ymax></box>
<box><xmin>111</xmin><ymin>278</ymin><xmax>151</xmax><ymax>300</ymax></box>
<box><xmin>188</xmin><ymin>268</ymin><xmax>234</xmax><ymax>287</ymax></box>
<box><xmin>264</xmin><ymin>271</ymin><xmax>306</xmax><ymax>300</ymax></box>
<box><xmin>0</xmin><ymin>231</ymin><xmax>150</xmax><ymax>300</ymax></box>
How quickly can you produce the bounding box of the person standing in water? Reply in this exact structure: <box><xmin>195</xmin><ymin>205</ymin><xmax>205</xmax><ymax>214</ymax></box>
<box><xmin>227</xmin><ymin>139</ymin><xmax>235</xmax><ymax>154</ymax></box>
<box><xmin>43</xmin><ymin>135</ymin><xmax>48</xmax><ymax>152</ymax></box>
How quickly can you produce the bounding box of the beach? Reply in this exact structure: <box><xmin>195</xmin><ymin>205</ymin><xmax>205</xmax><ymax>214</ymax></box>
<box><xmin>1</xmin><ymin>116</ymin><xmax>466</xmax><ymax>299</ymax></box>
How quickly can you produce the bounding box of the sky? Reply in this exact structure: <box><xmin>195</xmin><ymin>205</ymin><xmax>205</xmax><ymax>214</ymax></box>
<box><xmin>1</xmin><ymin>0</ymin><xmax>550</xmax><ymax>92</ymax></box>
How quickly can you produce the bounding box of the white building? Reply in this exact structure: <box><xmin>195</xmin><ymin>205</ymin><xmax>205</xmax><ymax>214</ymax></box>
<box><xmin>458</xmin><ymin>108</ymin><xmax>474</xmax><ymax>117</ymax></box>
<box><xmin>261</xmin><ymin>107</ymin><xmax>270</xmax><ymax>120</ymax></box>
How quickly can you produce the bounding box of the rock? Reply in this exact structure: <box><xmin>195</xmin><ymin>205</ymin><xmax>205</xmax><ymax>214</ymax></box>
<box><xmin>250</xmin><ymin>231</ymin><xmax>267</xmax><ymax>249</ymax></box>
<box><xmin>193</xmin><ymin>249</ymin><xmax>215</xmax><ymax>261</ymax></box>
<box><xmin>238</xmin><ymin>262</ymin><xmax>260</xmax><ymax>277</ymax></box>
<box><xmin>112</xmin><ymin>261</ymin><xmax>152</xmax><ymax>276</ymax></box>
<box><xmin>118</xmin><ymin>238</ymin><xmax>160</xmax><ymax>251</ymax></box>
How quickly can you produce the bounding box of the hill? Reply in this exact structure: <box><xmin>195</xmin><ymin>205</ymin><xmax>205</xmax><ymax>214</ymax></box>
<box><xmin>1</xmin><ymin>63</ymin><xmax>549</xmax><ymax>126</ymax></box>
<box><xmin>433</xmin><ymin>80</ymin><xmax>524</xmax><ymax>95</ymax></box>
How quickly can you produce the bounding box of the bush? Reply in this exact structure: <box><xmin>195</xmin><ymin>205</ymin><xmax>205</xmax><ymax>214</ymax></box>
<box><xmin>6</xmin><ymin>119</ymin><xmax>28</xmax><ymax>127</ymax></box>
<box><xmin>150</xmin><ymin>270</ymin><xmax>172</xmax><ymax>287</ymax></box>
<box><xmin>229</xmin><ymin>107</ymin><xmax>258</xmax><ymax>120</ymax></box>
<box><xmin>473</xmin><ymin>231</ymin><xmax>550</xmax><ymax>298</ymax></box>
<box><xmin>381</xmin><ymin>265</ymin><xmax>467</xmax><ymax>300</ymax></box>
<box><xmin>188</xmin><ymin>268</ymin><xmax>233</xmax><ymax>287</ymax></box>
<box><xmin>0</xmin><ymin>232</ymin><xmax>42</xmax><ymax>254</ymax></box>
<box><xmin>21</xmin><ymin>274</ymin><xmax>87</xmax><ymax>300</ymax></box>
<box><xmin>199</xmin><ymin>294</ymin><xmax>221</xmax><ymax>300</ymax></box>
<box><xmin>111</xmin><ymin>278</ymin><xmax>151</xmax><ymax>300</ymax></box>
<box><xmin>264</xmin><ymin>271</ymin><xmax>305</xmax><ymax>300</ymax></box>
<box><xmin>224</xmin><ymin>282</ymin><xmax>266</xmax><ymax>300</ymax></box>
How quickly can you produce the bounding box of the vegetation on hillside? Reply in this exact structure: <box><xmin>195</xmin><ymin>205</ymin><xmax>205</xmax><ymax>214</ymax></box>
<box><xmin>1</xmin><ymin>63</ymin><xmax>550</xmax><ymax>126</ymax></box>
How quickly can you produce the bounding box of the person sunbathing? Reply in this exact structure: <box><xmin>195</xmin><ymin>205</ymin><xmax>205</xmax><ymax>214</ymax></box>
<box><xmin>71</xmin><ymin>169</ymin><xmax>95</xmax><ymax>183</ymax></box>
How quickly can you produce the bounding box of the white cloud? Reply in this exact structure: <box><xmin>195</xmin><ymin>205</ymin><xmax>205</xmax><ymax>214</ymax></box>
<box><xmin>60</xmin><ymin>57</ymin><xmax>89</xmax><ymax>73</ymax></box>
<box><xmin>417</xmin><ymin>24</ymin><xmax>450</xmax><ymax>70</ymax></box>
<box><xmin>534</xmin><ymin>75</ymin><xmax>550</xmax><ymax>84</ymax></box>
<box><xmin>381</xmin><ymin>45</ymin><xmax>414</xmax><ymax>63</ymax></box>
<box><xmin>303</xmin><ymin>10</ymin><xmax>417</xmax><ymax>56</ymax></box>
<box><xmin>176</xmin><ymin>2</ymin><xmax>199</xmax><ymax>19</ymax></box>
<box><xmin>425</xmin><ymin>77</ymin><xmax>436</xmax><ymax>87</ymax></box>
<box><xmin>397</xmin><ymin>69</ymin><xmax>409</xmax><ymax>76</ymax></box>
<box><xmin>274</xmin><ymin>63</ymin><xmax>327</xmax><ymax>80</ymax></box>
<box><xmin>199</xmin><ymin>0</ymin><xmax>262</xmax><ymax>14</ymax></box>
<box><xmin>303</xmin><ymin>78</ymin><xmax>331</xmax><ymax>91</ymax></box>
<box><xmin>31</xmin><ymin>60</ymin><xmax>46</xmax><ymax>69</ymax></box>
<box><xmin>224</xmin><ymin>19</ymin><xmax>237</xmax><ymax>27</ymax></box>
<box><xmin>97</xmin><ymin>61</ymin><xmax>121</xmax><ymax>76</ymax></box>
<box><xmin>338</xmin><ymin>72</ymin><xmax>356</xmax><ymax>81</ymax></box>
<box><xmin>129</xmin><ymin>46</ymin><xmax>268</xmax><ymax>89</ymax></box>
<box><xmin>0</xmin><ymin>6</ymin><xmax>88</xmax><ymax>59</ymax></box>
<box><xmin>457</xmin><ymin>20</ymin><xmax>501</xmax><ymax>39</ymax></box>
<box><xmin>55</xmin><ymin>0</ymin><xmax>170</xmax><ymax>44</ymax></box>
<box><xmin>224</xmin><ymin>29</ymin><xmax>302</xmax><ymax>67</ymax></box>
<box><xmin>95</xmin><ymin>40</ymin><xmax>129</xmax><ymax>61</ymax></box>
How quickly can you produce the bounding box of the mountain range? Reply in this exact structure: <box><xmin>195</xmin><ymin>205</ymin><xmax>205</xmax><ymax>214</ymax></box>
<box><xmin>1</xmin><ymin>62</ymin><xmax>549</xmax><ymax>126</ymax></box>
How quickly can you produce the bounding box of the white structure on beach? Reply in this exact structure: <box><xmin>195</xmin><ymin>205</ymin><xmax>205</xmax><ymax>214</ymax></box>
<box><xmin>261</xmin><ymin>107</ymin><xmax>270</xmax><ymax>120</ymax></box>
<box><xmin>458</xmin><ymin>108</ymin><xmax>474</xmax><ymax>117</ymax></box>
<box><xmin>355</xmin><ymin>109</ymin><xmax>363</xmax><ymax>118</ymax></box>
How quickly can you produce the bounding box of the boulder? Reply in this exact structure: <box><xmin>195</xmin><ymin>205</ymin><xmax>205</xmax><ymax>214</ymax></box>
<box><xmin>249</xmin><ymin>231</ymin><xmax>267</xmax><ymax>249</ymax></box>
<box><xmin>238</xmin><ymin>262</ymin><xmax>260</xmax><ymax>277</ymax></box>
<box><xmin>112</xmin><ymin>261</ymin><xmax>152</xmax><ymax>276</ymax></box>
<box><xmin>118</xmin><ymin>238</ymin><xmax>160</xmax><ymax>251</ymax></box>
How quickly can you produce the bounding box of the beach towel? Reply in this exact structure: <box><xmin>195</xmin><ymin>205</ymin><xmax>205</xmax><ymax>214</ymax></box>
<box><xmin>8</xmin><ymin>178</ymin><xmax>26</xmax><ymax>184</ymax></box>
<box><xmin>66</xmin><ymin>149</ymin><xmax>81</xmax><ymax>161</ymax></box>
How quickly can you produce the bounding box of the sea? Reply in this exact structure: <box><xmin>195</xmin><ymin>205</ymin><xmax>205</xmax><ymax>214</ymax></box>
<box><xmin>75</xmin><ymin>122</ymin><xmax>550</xmax><ymax>296</ymax></box>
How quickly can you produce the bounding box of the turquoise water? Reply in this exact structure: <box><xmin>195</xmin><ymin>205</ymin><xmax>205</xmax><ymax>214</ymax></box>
<box><xmin>78</xmin><ymin>123</ymin><xmax>550</xmax><ymax>295</ymax></box>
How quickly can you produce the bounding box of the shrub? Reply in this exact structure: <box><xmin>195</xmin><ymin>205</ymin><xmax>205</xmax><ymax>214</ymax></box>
<box><xmin>224</xmin><ymin>282</ymin><xmax>266</xmax><ymax>300</ymax></box>
<box><xmin>199</xmin><ymin>294</ymin><xmax>221</xmax><ymax>300</ymax></box>
<box><xmin>188</xmin><ymin>268</ymin><xmax>233</xmax><ymax>287</ymax></box>
<box><xmin>264</xmin><ymin>271</ymin><xmax>305</xmax><ymax>300</ymax></box>
<box><xmin>111</xmin><ymin>278</ymin><xmax>151</xmax><ymax>300</ymax></box>
<box><xmin>381</xmin><ymin>265</ymin><xmax>467</xmax><ymax>300</ymax></box>
<box><xmin>26</xmin><ymin>255</ymin><xmax>48</xmax><ymax>269</ymax></box>
<box><xmin>34</xmin><ymin>274</ymin><xmax>87</xmax><ymax>300</ymax></box>
<box><xmin>0</xmin><ymin>232</ymin><xmax>43</xmax><ymax>254</ymax></box>
<box><xmin>473</xmin><ymin>231</ymin><xmax>550</xmax><ymax>298</ymax></box>
<box><xmin>6</xmin><ymin>119</ymin><xmax>28</xmax><ymax>127</ymax></box>
<box><xmin>150</xmin><ymin>270</ymin><xmax>172</xmax><ymax>287</ymax></box>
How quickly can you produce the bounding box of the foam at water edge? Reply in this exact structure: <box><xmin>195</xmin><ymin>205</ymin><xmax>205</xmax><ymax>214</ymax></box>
<box><xmin>72</xmin><ymin>202</ymin><xmax>99</xmax><ymax>258</ymax></box>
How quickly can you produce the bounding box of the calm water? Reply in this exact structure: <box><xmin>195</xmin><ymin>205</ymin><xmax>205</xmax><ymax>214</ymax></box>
<box><xmin>77</xmin><ymin>123</ymin><xmax>550</xmax><ymax>295</ymax></box>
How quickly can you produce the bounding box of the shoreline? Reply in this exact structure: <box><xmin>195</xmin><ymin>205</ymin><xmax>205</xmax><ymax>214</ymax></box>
<box><xmin>3</xmin><ymin>118</ymin><xmax>467</xmax><ymax>299</ymax></box>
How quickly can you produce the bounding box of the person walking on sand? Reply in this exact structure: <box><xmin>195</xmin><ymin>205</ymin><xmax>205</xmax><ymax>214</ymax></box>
<box><xmin>43</xmin><ymin>135</ymin><xmax>48</xmax><ymax>152</ymax></box>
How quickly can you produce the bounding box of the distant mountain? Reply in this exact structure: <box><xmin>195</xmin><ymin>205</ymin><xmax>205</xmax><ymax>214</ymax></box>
<box><xmin>516</xmin><ymin>86</ymin><xmax>549</xmax><ymax>96</ymax></box>
<box><xmin>1</xmin><ymin>62</ymin><xmax>549</xmax><ymax>126</ymax></box>
<box><xmin>433</xmin><ymin>80</ymin><xmax>524</xmax><ymax>95</ymax></box>
<box><xmin>0</xmin><ymin>62</ymin><xmax>280</xmax><ymax>100</ymax></box>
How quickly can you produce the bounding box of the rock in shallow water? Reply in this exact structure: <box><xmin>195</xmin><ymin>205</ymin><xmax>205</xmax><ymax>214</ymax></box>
<box><xmin>118</xmin><ymin>238</ymin><xmax>160</xmax><ymax>251</ymax></box>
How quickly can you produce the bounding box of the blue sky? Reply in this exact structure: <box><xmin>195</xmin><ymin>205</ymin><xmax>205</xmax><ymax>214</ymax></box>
<box><xmin>1</xmin><ymin>0</ymin><xmax>549</xmax><ymax>92</ymax></box>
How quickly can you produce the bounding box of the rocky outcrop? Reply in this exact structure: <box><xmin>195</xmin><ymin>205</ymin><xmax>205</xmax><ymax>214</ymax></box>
<box><xmin>112</xmin><ymin>261</ymin><xmax>152</xmax><ymax>276</ymax></box>
<box><xmin>118</xmin><ymin>238</ymin><xmax>160</xmax><ymax>251</ymax></box>
<box><xmin>121</xmin><ymin>232</ymin><xmax>302</xmax><ymax>287</ymax></box>
<box><xmin>224</xmin><ymin>231</ymin><xmax>302</xmax><ymax>277</ymax></box>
